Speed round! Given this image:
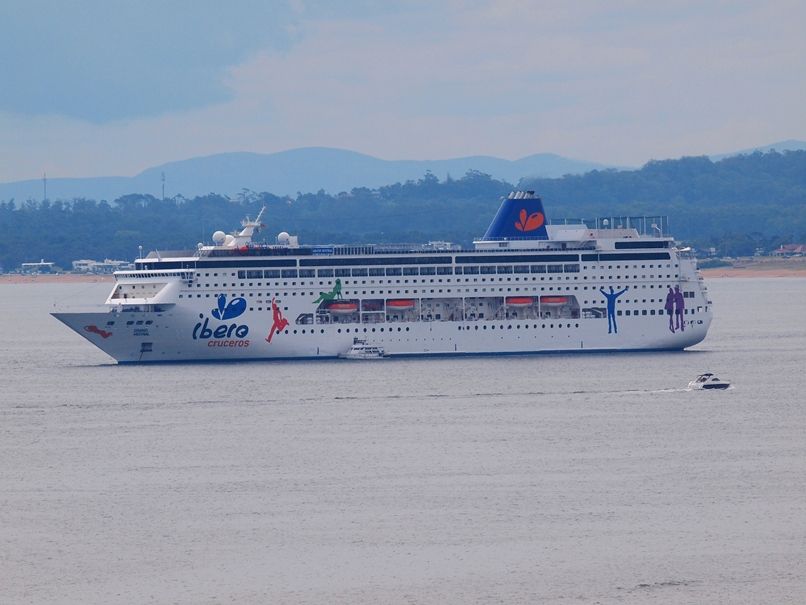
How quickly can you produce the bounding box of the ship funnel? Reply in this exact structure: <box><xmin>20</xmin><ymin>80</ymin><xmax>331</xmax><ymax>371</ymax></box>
<box><xmin>482</xmin><ymin>191</ymin><xmax>548</xmax><ymax>240</ymax></box>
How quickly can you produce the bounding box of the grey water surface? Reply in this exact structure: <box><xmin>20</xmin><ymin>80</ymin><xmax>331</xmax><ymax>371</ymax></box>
<box><xmin>1</xmin><ymin>278</ymin><xmax>805</xmax><ymax>604</ymax></box>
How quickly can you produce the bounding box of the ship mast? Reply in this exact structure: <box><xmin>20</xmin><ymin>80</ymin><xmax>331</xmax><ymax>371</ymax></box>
<box><xmin>230</xmin><ymin>206</ymin><xmax>267</xmax><ymax>247</ymax></box>
<box><xmin>241</xmin><ymin>206</ymin><xmax>266</xmax><ymax>234</ymax></box>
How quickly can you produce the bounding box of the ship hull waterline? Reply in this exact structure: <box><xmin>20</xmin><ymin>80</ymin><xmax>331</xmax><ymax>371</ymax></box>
<box><xmin>52</xmin><ymin>310</ymin><xmax>710</xmax><ymax>364</ymax></box>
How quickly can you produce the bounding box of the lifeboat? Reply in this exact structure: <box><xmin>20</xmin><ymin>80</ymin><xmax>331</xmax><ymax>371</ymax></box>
<box><xmin>505</xmin><ymin>296</ymin><xmax>533</xmax><ymax>307</ymax></box>
<box><xmin>361</xmin><ymin>300</ymin><xmax>383</xmax><ymax>312</ymax></box>
<box><xmin>386</xmin><ymin>299</ymin><xmax>416</xmax><ymax>310</ymax></box>
<box><xmin>326</xmin><ymin>301</ymin><xmax>359</xmax><ymax>314</ymax></box>
<box><xmin>539</xmin><ymin>296</ymin><xmax>569</xmax><ymax>306</ymax></box>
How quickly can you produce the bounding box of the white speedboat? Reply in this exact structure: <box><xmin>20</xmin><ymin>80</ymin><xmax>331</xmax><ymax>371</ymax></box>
<box><xmin>339</xmin><ymin>338</ymin><xmax>386</xmax><ymax>360</ymax></box>
<box><xmin>688</xmin><ymin>373</ymin><xmax>730</xmax><ymax>390</ymax></box>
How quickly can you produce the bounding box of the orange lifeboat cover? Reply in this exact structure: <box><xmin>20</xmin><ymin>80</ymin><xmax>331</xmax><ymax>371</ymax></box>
<box><xmin>327</xmin><ymin>302</ymin><xmax>358</xmax><ymax>314</ymax></box>
<box><xmin>386</xmin><ymin>299</ymin><xmax>416</xmax><ymax>309</ymax></box>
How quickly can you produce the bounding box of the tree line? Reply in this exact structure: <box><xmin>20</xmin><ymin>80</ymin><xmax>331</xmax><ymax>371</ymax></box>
<box><xmin>1</xmin><ymin>150</ymin><xmax>804</xmax><ymax>271</ymax></box>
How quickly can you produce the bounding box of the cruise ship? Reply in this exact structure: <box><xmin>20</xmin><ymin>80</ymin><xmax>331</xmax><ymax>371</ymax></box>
<box><xmin>53</xmin><ymin>192</ymin><xmax>712</xmax><ymax>363</ymax></box>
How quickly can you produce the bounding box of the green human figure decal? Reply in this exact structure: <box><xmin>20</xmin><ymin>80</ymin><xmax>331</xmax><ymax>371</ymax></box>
<box><xmin>312</xmin><ymin>278</ymin><xmax>342</xmax><ymax>304</ymax></box>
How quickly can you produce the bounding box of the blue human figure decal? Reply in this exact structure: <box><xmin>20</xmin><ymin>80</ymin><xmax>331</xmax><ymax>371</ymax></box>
<box><xmin>599</xmin><ymin>285</ymin><xmax>629</xmax><ymax>334</ymax></box>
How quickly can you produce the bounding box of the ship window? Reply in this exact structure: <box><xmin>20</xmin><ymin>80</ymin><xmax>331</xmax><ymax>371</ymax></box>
<box><xmin>497</xmin><ymin>266</ymin><xmax>512</xmax><ymax>274</ymax></box>
<box><xmin>246</xmin><ymin>270</ymin><xmax>262</xmax><ymax>279</ymax></box>
<box><xmin>281</xmin><ymin>270</ymin><xmax>298</xmax><ymax>278</ymax></box>
<box><xmin>335</xmin><ymin>269</ymin><xmax>350</xmax><ymax>277</ymax></box>
<box><xmin>480</xmin><ymin>266</ymin><xmax>495</xmax><ymax>274</ymax></box>
<box><xmin>369</xmin><ymin>268</ymin><xmax>385</xmax><ymax>276</ymax></box>
<box><xmin>437</xmin><ymin>267</ymin><xmax>453</xmax><ymax>275</ymax></box>
<box><xmin>318</xmin><ymin>269</ymin><xmax>334</xmax><ymax>277</ymax></box>
<box><xmin>514</xmin><ymin>266</ymin><xmax>529</xmax><ymax>274</ymax></box>
<box><xmin>351</xmin><ymin>268</ymin><xmax>368</xmax><ymax>277</ymax></box>
<box><xmin>386</xmin><ymin>268</ymin><xmax>402</xmax><ymax>276</ymax></box>
<box><xmin>531</xmin><ymin>265</ymin><xmax>546</xmax><ymax>273</ymax></box>
<box><xmin>403</xmin><ymin>267</ymin><xmax>418</xmax><ymax>276</ymax></box>
<box><xmin>420</xmin><ymin>267</ymin><xmax>435</xmax><ymax>275</ymax></box>
<box><xmin>237</xmin><ymin>270</ymin><xmax>246</xmax><ymax>279</ymax></box>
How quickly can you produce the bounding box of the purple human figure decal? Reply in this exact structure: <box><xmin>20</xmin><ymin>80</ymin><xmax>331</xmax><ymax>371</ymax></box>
<box><xmin>674</xmin><ymin>285</ymin><xmax>685</xmax><ymax>332</ymax></box>
<box><xmin>599</xmin><ymin>285</ymin><xmax>629</xmax><ymax>334</ymax></box>
<box><xmin>665</xmin><ymin>287</ymin><xmax>675</xmax><ymax>333</ymax></box>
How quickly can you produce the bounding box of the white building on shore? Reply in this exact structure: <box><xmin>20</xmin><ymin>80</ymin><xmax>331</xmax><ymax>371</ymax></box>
<box><xmin>20</xmin><ymin>259</ymin><xmax>57</xmax><ymax>274</ymax></box>
<box><xmin>71</xmin><ymin>259</ymin><xmax>133</xmax><ymax>274</ymax></box>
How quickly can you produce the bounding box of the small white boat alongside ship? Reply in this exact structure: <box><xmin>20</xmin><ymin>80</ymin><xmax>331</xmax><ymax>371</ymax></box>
<box><xmin>339</xmin><ymin>338</ymin><xmax>386</xmax><ymax>360</ymax></box>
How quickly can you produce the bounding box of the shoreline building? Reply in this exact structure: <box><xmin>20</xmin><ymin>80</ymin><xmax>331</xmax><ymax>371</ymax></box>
<box><xmin>20</xmin><ymin>259</ymin><xmax>57</xmax><ymax>274</ymax></box>
<box><xmin>72</xmin><ymin>259</ymin><xmax>134</xmax><ymax>274</ymax></box>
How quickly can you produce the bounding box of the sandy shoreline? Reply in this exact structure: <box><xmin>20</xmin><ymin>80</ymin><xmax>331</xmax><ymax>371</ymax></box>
<box><xmin>699</xmin><ymin>267</ymin><xmax>806</xmax><ymax>278</ymax></box>
<box><xmin>699</xmin><ymin>258</ymin><xmax>806</xmax><ymax>278</ymax></box>
<box><xmin>0</xmin><ymin>274</ymin><xmax>114</xmax><ymax>284</ymax></box>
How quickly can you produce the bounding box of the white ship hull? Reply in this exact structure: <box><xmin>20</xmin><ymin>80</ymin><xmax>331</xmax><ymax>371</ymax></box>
<box><xmin>53</xmin><ymin>302</ymin><xmax>709</xmax><ymax>364</ymax></box>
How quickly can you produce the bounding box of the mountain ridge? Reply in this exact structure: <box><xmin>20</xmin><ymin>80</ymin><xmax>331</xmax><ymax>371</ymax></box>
<box><xmin>2</xmin><ymin>140</ymin><xmax>804</xmax><ymax>202</ymax></box>
<box><xmin>710</xmin><ymin>139</ymin><xmax>806</xmax><ymax>160</ymax></box>
<box><xmin>0</xmin><ymin>147</ymin><xmax>613</xmax><ymax>202</ymax></box>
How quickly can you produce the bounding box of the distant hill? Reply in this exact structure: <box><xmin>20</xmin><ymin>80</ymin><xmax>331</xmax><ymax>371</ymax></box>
<box><xmin>520</xmin><ymin>150</ymin><xmax>806</xmax><ymax>244</ymax></box>
<box><xmin>710</xmin><ymin>139</ymin><xmax>806</xmax><ymax>161</ymax></box>
<box><xmin>0</xmin><ymin>147</ymin><xmax>609</xmax><ymax>202</ymax></box>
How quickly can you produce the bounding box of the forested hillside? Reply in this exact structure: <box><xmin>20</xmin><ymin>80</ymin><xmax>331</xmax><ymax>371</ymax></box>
<box><xmin>1</xmin><ymin>151</ymin><xmax>804</xmax><ymax>271</ymax></box>
<box><xmin>521</xmin><ymin>151</ymin><xmax>806</xmax><ymax>245</ymax></box>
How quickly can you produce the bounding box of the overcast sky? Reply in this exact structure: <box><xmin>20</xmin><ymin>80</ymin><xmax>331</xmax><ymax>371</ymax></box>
<box><xmin>1</xmin><ymin>0</ymin><xmax>804</xmax><ymax>181</ymax></box>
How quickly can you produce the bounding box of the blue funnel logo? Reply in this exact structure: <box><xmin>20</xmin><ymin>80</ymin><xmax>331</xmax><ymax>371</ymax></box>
<box><xmin>483</xmin><ymin>191</ymin><xmax>549</xmax><ymax>240</ymax></box>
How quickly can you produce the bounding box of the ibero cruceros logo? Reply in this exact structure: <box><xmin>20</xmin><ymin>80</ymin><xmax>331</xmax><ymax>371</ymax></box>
<box><xmin>192</xmin><ymin>294</ymin><xmax>251</xmax><ymax>347</ymax></box>
<box><xmin>514</xmin><ymin>208</ymin><xmax>545</xmax><ymax>232</ymax></box>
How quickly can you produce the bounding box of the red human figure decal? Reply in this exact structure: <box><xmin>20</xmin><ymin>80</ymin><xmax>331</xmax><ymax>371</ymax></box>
<box><xmin>266</xmin><ymin>297</ymin><xmax>289</xmax><ymax>343</ymax></box>
<box><xmin>84</xmin><ymin>325</ymin><xmax>112</xmax><ymax>338</ymax></box>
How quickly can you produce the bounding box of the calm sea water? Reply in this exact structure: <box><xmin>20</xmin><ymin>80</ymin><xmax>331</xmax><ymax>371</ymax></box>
<box><xmin>1</xmin><ymin>278</ymin><xmax>805</xmax><ymax>604</ymax></box>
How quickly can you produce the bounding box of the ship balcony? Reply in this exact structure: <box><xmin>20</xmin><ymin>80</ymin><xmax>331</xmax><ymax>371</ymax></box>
<box><xmin>106</xmin><ymin>279</ymin><xmax>182</xmax><ymax>306</ymax></box>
